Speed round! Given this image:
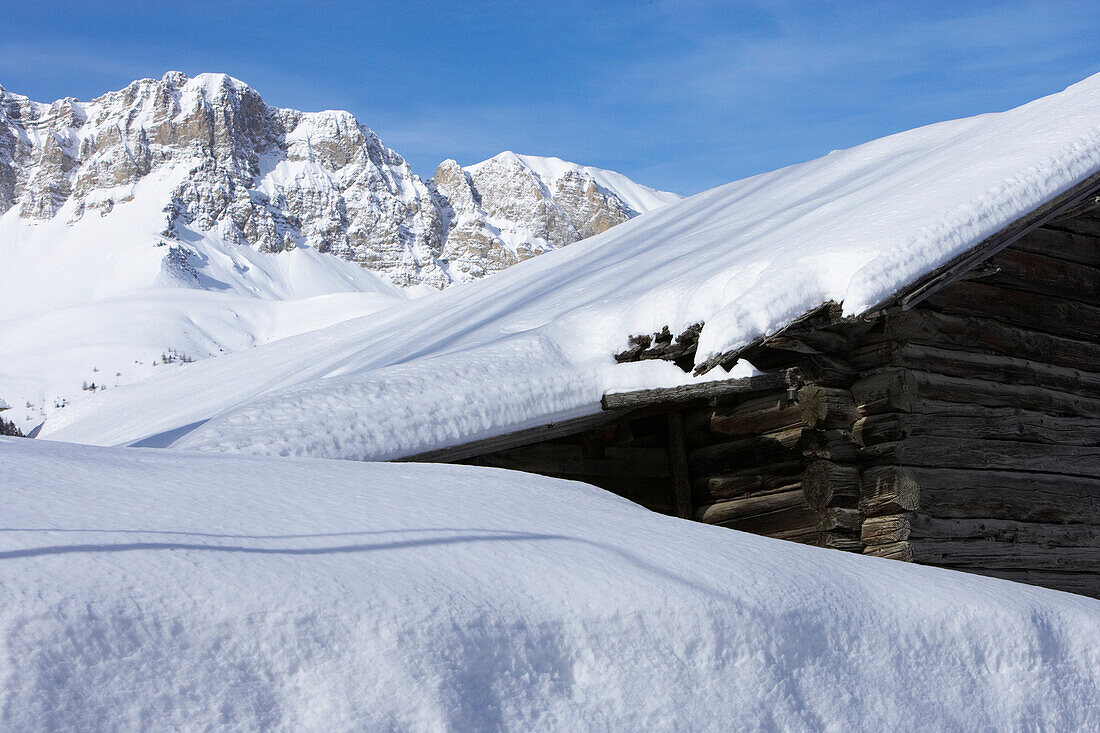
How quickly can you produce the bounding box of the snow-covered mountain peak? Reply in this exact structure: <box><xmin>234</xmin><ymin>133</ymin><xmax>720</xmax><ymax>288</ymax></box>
<box><xmin>469</xmin><ymin>151</ymin><xmax>680</xmax><ymax>215</ymax></box>
<box><xmin>431</xmin><ymin>151</ymin><xmax>681</xmax><ymax>280</ymax></box>
<box><xmin>1</xmin><ymin>73</ymin><xmax>676</xmax><ymax>289</ymax></box>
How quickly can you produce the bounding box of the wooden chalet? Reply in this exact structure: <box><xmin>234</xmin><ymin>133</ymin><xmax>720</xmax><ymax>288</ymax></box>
<box><xmin>406</xmin><ymin>171</ymin><xmax>1100</xmax><ymax>599</ymax></box>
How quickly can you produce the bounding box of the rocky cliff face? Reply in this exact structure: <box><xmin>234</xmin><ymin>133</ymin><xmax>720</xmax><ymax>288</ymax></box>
<box><xmin>0</xmin><ymin>73</ymin><xmax>677</xmax><ymax>288</ymax></box>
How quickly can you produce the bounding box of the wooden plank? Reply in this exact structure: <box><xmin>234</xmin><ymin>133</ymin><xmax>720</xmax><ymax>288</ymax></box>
<box><xmin>861</xmin><ymin>437</ymin><xmax>1100</xmax><ymax>478</ymax></box>
<box><xmin>859</xmin><ymin>466</ymin><xmax>1100</xmax><ymax>523</ymax></box>
<box><xmin>879</xmin><ymin>308</ymin><xmax>1100</xmax><ymax>374</ymax></box>
<box><xmin>666</xmin><ymin>413</ymin><xmax>693</xmax><ymax>519</ymax></box>
<box><xmin>693</xmin><ymin>460</ymin><xmax>803</xmax><ymax>503</ymax></box>
<box><xmin>987</xmin><ymin>245</ymin><xmax>1100</xmax><ymax>306</ymax></box>
<box><xmin>1012</xmin><ymin>226</ymin><xmax>1100</xmax><ymax>266</ymax></box>
<box><xmin>816</xmin><ymin>507</ymin><xmax>862</xmax><ymax>533</ymax></box>
<box><xmin>855</xmin><ymin>342</ymin><xmax>1100</xmax><ymax>399</ymax></box>
<box><xmin>922</xmin><ymin>279</ymin><xmax>1100</xmax><ymax>343</ymax></box>
<box><xmin>799</xmin><ymin>429</ymin><xmax>860</xmax><ymax>463</ymax></box>
<box><xmin>709</xmin><ymin>394</ymin><xmax>801</xmax><ymax>437</ymax></box>
<box><xmin>695</xmin><ymin>485</ymin><xmax>806</xmax><ymax>524</ymax></box>
<box><xmin>402</xmin><ymin>409</ymin><xmax>627</xmax><ymax>463</ymax></box>
<box><xmin>851</xmin><ymin>369</ymin><xmax>1100</xmax><ymax>418</ymax></box>
<box><xmin>688</xmin><ymin>425</ymin><xmax>803</xmax><ymax>475</ymax></box>
<box><xmin>853</xmin><ymin>408</ymin><xmax>1100</xmax><ymax>448</ymax></box>
<box><xmin>862</xmin><ymin>171</ymin><xmax>1100</xmax><ymax>313</ymax></box>
<box><xmin>717</xmin><ymin>505</ymin><xmax>821</xmax><ymax>536</ymax></box>
<box><xmin>1047</xmin><ymin>213</ymin><xmax>1100</xmax><ymax>238</ymax></box>
<box><xmin>798</xmin><ymin>386</ymin><xmax>859</xmax><ymax>430</ymax></box>
<box><xmin>965</xmin><ymin>569</ymin><xmax>1100</xmax><ymax>598</ymax></box>
<box><xmin>802</xmin><ymin>460</ymin><xmax>860</xmax><ymax>510</ymax></box>
<box><xmin>861</xmin><ymin>512</ymin><xmax>1100</xmax><ymax>546</ymax></box>
<box><xmin>819</xmin><ymin>532</ymin><xmax>863</xmax><ymax>552</ymax></box>
<box><xmin>601</xmin><ymin>373</ymin><xmax>786</xmax><ymax>411</ymax></box>
<box><xmin>900</xmin><ymin>540</ymin><xmax>1100</xmax><ymax>571</ymax></box>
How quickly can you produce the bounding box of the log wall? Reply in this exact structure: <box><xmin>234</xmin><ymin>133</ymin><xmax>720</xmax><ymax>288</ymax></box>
<box><xmin>853</xmin><ymin>218</ymin><xmax>1100</xmax><ymax>597</ymax></box>
<box><xmin>460</xmin><ymin>204</ymin><xmax>1100</xmax><ymax>599</ymax></box>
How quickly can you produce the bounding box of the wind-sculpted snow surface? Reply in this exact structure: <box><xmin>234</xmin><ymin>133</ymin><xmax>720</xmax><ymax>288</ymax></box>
<box><xmin>2</xmin><ymin>437</ymin><xmax>1098</xmax><ymax>730</ymax></box>
<box><xmin>44</xmin><ymin>73</ymin><xmax>1100</xmax><ymax>458</ymax></box>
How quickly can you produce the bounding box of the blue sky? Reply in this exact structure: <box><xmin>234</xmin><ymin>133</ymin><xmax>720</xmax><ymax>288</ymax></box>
<box><xmin>2</xmin><ymin>1</ymin><xmax>1096</xmax><ymax>194</ymax></box>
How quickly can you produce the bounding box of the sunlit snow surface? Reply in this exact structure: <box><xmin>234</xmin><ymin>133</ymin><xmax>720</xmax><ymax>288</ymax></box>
<box><xmin>44</xmin><ymin>74</ymin><xmax>1100</xmax><ymax>458</ymax></box>
<box><xmin>0</xmin><ymin>165</ymin><xmax>409</xmax><ymax>433</ymax></box>
<box><xmin>2</xmin><ymin>437</ymin><xmax>1098</xmax><ymax>730</ymax></box>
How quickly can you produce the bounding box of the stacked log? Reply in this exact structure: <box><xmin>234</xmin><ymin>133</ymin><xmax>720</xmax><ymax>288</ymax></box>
<box><xmin>797</xmin><ymin>386</ymin><xmax>863</xmax><ymax>551</ymax></box>
<box><xmin>686</xmin><ymin>385</ymin><xmax>867</xmax><ymax>551</ymax></box>
<box><xmin>691</xmin><ymin>391</ymin><xmax>815</xmax><ymax>540</ymax></box>
<box><xmin>851</xmin><ymin>221</ymin><xmax>1100</xmax><ymax>597</ymax></box>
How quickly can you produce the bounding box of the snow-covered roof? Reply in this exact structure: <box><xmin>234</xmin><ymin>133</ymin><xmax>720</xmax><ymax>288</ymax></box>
<box><xmin>44</xmin><ymin>73</ymin><xmax>1100</xmax><ymax>459</ymax></box>
<box><xmin>3</xmin><ymin>437</ymin><xmax>1099</xmax><ymax>729</ymax></box>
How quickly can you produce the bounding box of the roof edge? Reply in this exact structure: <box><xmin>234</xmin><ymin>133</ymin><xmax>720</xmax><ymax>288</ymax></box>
<box><xmin>865</xmin><ymin>167</ymin><xmax>1100</xmax><ymax>316</ymax></box>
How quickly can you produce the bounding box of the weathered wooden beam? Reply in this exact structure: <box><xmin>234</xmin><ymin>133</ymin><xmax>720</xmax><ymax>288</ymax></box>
<box><xmin>799</xmin><ymin>429</ymin><xmax>860</xmax><ymax>463</ymax></box>
<box><xmin>861</xmin><ymin>437</ymin><xmax>1100</xmax><ymax>478</ymax></box>
<box><xmin>861</xmin><ymin>513</ymin><xmax>1100</xmax><ymax>546</ymax></box>
<box><xmin>851</xmin><ymin>369</ymin><xmax>1100</xmax><ymax>418</ymax></box>
<box><xmin>819</xmin><ymin>533</ymin><xmax>863</xmax><ymax>552</ymax></box>
<box><xmin>716</xmin><ymin>504</ymin><xmax>821</xmax><ymax>537</ymax></box>
<box><xmin>879</xmin><ymin>308</ymin><xmax>1100</xmax><ymax>374</ymax></box>
<box><xmin>694</xmin><ymin>485</ymin><xmax>805</xmax><ymax>524</ymax></box>
<box><xmin>923</xmin><ymin>279</ymin><xmax>1100</xmax><ymax>343</ymax></box>
<box><xmin>867</xmin><ymin>342</ymin><xmax>1100</xmax><ymax>400</ymax></box>
<box><xmin>866</xmin><ymin>540</ymin><xmax>1100</xmax><ymax>571</ymax></box>
<box><xmin>1012</xmin><ymin>225</ymin><xmax>1100</xmax><ymax>266</ymax></box>
<box><xmin>709</xmin><ymin>394</ymin><xmax>801</xmax><ymax>438</ymax></box>
<box><xmin>967</xmin><ymin>569</ymin><xmax>1100</xmax><ymax>598</ymax></box>
<box><xmin>693</xmin><ymin>460</ymin><xmax>803</xmax><ymax>503</ymax></box>
<box><xmin>987</xmin><ymin>246</ymin><xmax>1100</xmax><ymax>307</ymax></box>
<box><xmin>859</xmin><ymin>466</ymin><xmax>1100</xmax><ymax>523</ymax></box>
<box><xmin>601</xmin><ymin>373</ymin><xmax>786</xmax><ymax>411</ymax></box>
<box><xmin>1046</xmin><ymin>212</ymin><xmax>1100</xmax><ymax>238</ymax></box>
<box><xmin>798</xmin><ymin>386</ymin><xmax>859</xmax><ymax>430</ymax></box>
<box><xmin>816</xmin><ymin>507</ymin><xmax>862</xmax><ymax>533</ymax></box>
<box><xmin>666</xmin><ymin>413</ymin><xmax>693</xmax><ymax>520</ymax></box>
<box><xmin>853</xmin><ymin>408</ymin><xmax>1100</xmax><ymax>448</ymax></box>
<box><xmin>802</xmin><ymin>460</ymin><xmax>860</xmax><ymax>510</ymax></box>
<box><xmin>689</xmin><ymin>425</ymin><xmax>803</xmax><ymax>475</ymax></box>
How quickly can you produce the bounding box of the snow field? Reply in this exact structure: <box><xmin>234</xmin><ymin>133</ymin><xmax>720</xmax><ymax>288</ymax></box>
<box><xmin>2</xmin><ymin>437</ymin><xmax>1098</xmax><ymax>730</ymax></box>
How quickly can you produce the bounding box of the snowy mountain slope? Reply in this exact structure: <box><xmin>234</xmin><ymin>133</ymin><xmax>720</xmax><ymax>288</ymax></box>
<box><xmin>0</xmin><ymin>72</ymin><xmax>449</xmax><ymax>286</ymax></box>
<box><xmin>0</xmin><ymin>72</ymin><xmax>679</xmax><ymax>289</ymax></box>
<box><xmin>0</xmin><ymin>73</ymin><xmax>677</xmax><ymax>428</ymax></box>
<box><xmin>3</xmin><ymin>437</ymin><xmax>1098</xmax><ymax>730</ymax></box>
<box><xmin>0</xmin><ymin>160</ymin><xmax>410</xmax><ymax>433</ymax></box>
<box><xmin>42</xmin><ymin>73</ymin><xmax>1100</xmax><ymax>457</ymax></box>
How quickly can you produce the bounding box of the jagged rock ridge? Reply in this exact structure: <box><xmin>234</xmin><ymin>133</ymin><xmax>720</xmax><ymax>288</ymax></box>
<box><xmin>0</xmin><ymin>73</ymin><xmax>679</xmax><ymax>288</ymax></box>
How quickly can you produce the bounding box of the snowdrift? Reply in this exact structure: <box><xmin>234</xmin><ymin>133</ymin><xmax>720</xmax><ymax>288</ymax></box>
<box><xmin>2</xmin><ymin>437</ymin><xmax>1098</xmax><ymax>730</ymax></box>
<box><xmin>43</xmin><ymin>73</ymin><xmax>1100</xmax><ymax>458</ymax></box>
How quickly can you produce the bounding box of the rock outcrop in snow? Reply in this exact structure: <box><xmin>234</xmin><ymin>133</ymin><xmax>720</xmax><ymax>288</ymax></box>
<box><xmin>434</xmin><ymin>152</ymin><xmax>679</xmax><ymax>280</ymax></box>
<box><xmin>0</xmin><ymin>73</ymin><xmax>678</xmax><ymax>288</ymax></box>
